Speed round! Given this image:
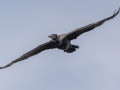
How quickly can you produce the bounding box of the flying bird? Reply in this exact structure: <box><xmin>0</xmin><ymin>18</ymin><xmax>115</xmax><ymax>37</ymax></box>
<box><xmin>0</xmin><ymin>8</ymin><xmax>120</xmax><ymax>69</ymax></box>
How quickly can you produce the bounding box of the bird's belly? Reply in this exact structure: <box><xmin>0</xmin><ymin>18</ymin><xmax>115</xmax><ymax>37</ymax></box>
<box><xmin>56</xmin><ymin>40</ymin><xmax>70</xmax><ymax>50</ymax></box>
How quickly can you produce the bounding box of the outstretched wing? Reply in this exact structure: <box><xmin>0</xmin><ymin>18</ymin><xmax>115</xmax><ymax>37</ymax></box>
<box><xmin>66</xmin><ymin>7</ymin><xmax>120</xmax><ymax>41</ymax></box>
<box><xmin>0</xmin><ymin>40</ymin><xmax>56</xmax><ymax>69</ymax></box>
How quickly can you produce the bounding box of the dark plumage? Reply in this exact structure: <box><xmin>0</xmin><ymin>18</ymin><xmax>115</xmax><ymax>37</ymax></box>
<box><xmin>0</xmin><ymin>8</ymin><xmax>120</xmax><ymax>69</ymax></box>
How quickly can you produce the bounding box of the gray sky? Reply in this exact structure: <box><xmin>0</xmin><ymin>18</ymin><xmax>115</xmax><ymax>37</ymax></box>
<box><xmin>0</xmin><ymin>0</ymin><xmax>120</xmax><ymax>90</ymax></box>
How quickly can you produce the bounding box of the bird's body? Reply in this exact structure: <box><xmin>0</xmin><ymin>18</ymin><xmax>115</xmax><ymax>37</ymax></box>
<box><xmin>0</xmin><ymin>7</ymin><xmax>120</xmax><ymax>69</ymax></box>
<box><xmin>55</xmin><ymin>35</ymin><xmax>70</xmax><ymax>50</ymax></box>
<box><xmin>49</xmin><ymin>34</ymin><xmax>79</xmax><ymax>53</ymax></box>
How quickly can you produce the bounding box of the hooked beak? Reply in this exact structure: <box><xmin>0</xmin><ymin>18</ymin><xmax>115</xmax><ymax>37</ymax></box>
<box><xmin>48</xmin><ymin>36</ymin><xmax>51</xmax><ymax>38</ymax></box>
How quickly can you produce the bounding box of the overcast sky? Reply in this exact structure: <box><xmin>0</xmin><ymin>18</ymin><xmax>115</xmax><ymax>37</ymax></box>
<box><xmin>0</xmin><ymin>0</ymin><xmax>120</xmax><ymax>90</ymax></box>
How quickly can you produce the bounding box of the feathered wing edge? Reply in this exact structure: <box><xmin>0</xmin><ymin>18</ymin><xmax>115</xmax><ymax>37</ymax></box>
<box><xmin>0</xmin><ymin>40</ymin><xmax>56</xmax><ymax>69</ymax></box>
<box><xmin>66</xmin><ymin>7</ymin><xmax>120</xmax><ymax>41</ymax></box>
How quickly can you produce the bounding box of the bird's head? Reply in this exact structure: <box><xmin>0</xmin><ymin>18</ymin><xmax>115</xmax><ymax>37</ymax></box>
<box><xmin>48</xmin><ymin>34</ymin><xmax>58</xmax><ymax>40</ymax></box>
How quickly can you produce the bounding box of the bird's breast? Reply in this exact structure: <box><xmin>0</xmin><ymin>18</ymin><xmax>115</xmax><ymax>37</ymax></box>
<box><xmin>55</xmin><ymin>38</ymin><xmax>71</xmax><ymax>50</ymax></box>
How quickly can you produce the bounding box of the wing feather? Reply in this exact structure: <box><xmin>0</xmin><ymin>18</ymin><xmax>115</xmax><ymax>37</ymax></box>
<box><xmin>0</xmin><ymin>40</ymin><xmax>56</xmax><ymax>69</ymax></box>
<box><xmin>66</xmin><ymin>7</ymin><xmax>120</xmax><ymax>41</ymax></box>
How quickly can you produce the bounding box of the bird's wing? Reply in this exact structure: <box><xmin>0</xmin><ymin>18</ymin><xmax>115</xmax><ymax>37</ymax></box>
<box><xmin>66</xmin><ymin>7</ymin><xmax>120</xmax><ymax>41</ymax></box>
<box><xmin>0</xmin><ymin>40</ymin><xmax>56</xmax><ymax>69</ymax></box>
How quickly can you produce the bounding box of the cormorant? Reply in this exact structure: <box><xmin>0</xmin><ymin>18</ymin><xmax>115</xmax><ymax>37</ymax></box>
<box><xmin>0</xmin><ymin>8</ymin><xmax>120</xmax><ymax>69</ymax></box>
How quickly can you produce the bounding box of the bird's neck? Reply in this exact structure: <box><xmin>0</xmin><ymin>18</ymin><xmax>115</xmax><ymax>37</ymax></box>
<box><xmin>54</xmin><ymin>38</ymin><xmax>60</xmax><ymax>44</ymax></box>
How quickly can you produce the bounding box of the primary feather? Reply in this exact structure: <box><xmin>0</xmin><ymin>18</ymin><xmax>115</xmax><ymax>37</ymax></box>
<box><xmin>0</xmin><ymin>41</ymin><xmax>56</xmax><ymax>69</ymax></box>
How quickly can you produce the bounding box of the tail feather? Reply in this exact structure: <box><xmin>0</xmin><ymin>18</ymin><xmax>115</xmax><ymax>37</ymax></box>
<box><xmin>64</xmin><ymin>45</ymin><xmax>79</xmax><ymax>53</ymax></box>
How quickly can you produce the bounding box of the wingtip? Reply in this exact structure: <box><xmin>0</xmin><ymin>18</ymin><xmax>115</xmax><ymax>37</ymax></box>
<box><xmin>117</xmin><ymin>7</ymin><xmax>120</xmax><ymax>12</ymax></box>
<box><xmin>113</xmin><ymin>7</ymin><xmax>120</xmax><ymax>16</ymax></box>
<box><xmin>0</xmin><ymin>67</ymin><xmax>3</xmax><ymax>69</ymax></box>
<box><xmin>118</xmin><ymin>7</ymin><xmax>120</xmax><ymax>12</ymax></box>
<box><xmin>116</xmin><ymin>7</ymin><xmax>120</xmax><ymax>13</ymax></box>
<box><xmin>114</xmin><ymin>9</ymin><xmax>116</xmax><ymax>14</ymax></box>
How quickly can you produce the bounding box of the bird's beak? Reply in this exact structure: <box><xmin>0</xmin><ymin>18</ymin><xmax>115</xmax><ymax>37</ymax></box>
<box><xmin>48</xmin><ymin>36</ymin><xmax>51</xmax><ymax>38</ymax></box>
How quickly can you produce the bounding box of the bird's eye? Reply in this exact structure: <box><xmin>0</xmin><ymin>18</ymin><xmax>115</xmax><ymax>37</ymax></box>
<box><xmin>52</xmin><ymin>36</ymin><xmax>57</xmax><ymax>40</ymax></box>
